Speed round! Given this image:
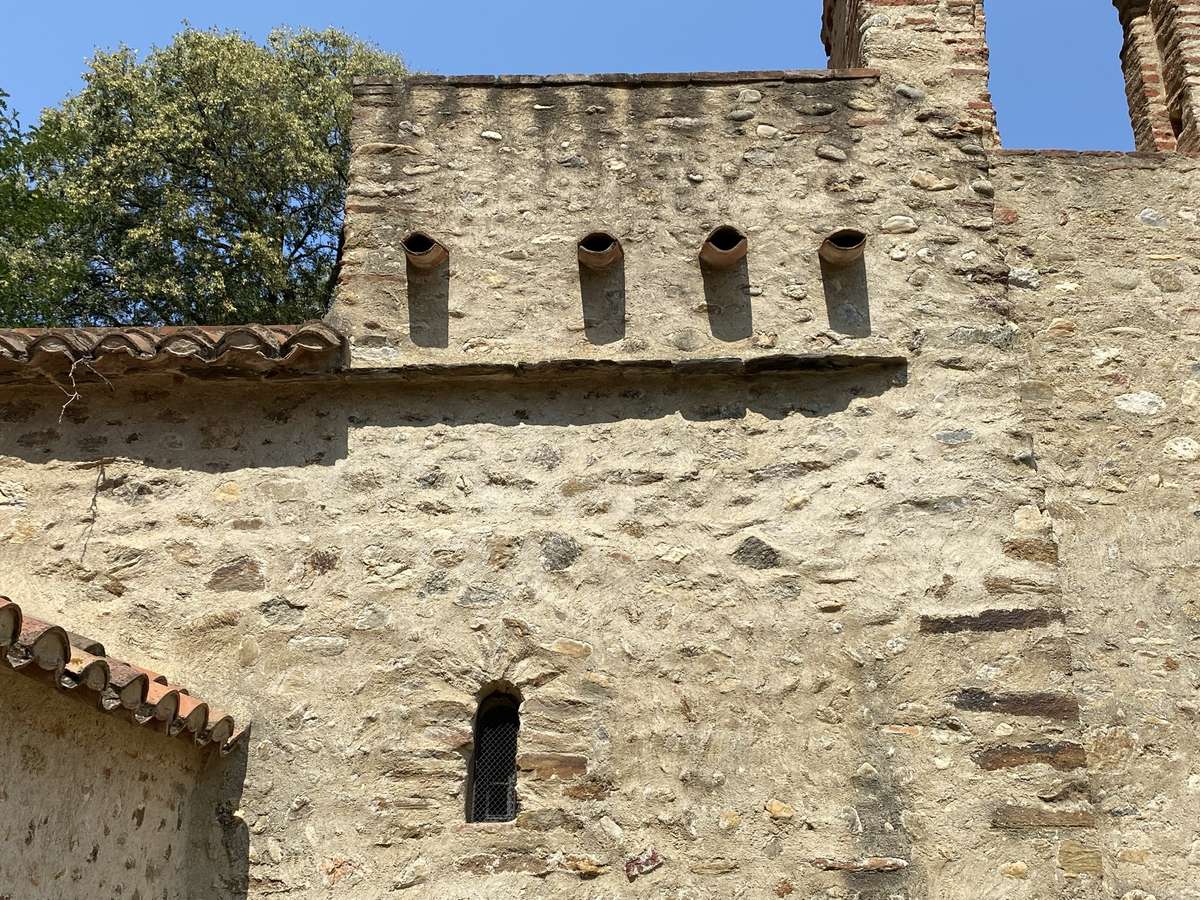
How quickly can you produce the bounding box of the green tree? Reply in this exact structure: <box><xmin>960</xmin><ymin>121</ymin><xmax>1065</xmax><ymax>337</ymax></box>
<box><xmin>5</xmin><ymin>27</ymin><xmax>403</xmax><ymax>327</ymax></box>
<box><xmin>0</xmin><ymin>90</ymin><xmax>25</xmax><ymax>311</ymax></box>
<box><xmin>0</xmin><ymin>91</ymin><xmax>81</xmax><ymax>324</ymax></box>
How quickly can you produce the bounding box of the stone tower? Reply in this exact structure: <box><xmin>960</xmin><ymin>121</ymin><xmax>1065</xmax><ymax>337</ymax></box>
<box><xmin>1</xmin><ymin>2</ymin><xmax>1198</xmax><ymax>898</ymax></box>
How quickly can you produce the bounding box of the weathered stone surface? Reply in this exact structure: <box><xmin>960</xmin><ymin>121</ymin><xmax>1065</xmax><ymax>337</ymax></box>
<box><xmin>1114</xmin><ymin>391</ymin><xmax>1166</xmax><ymax>415</ymax></box>
<box><xmin>953</xmin><ymin>688</ymin><xmax>1080</xmax><ymax>721</ymax></box>
<box><xmin>540</xmin><ymin>532</ymin><xmax>581</xmax><ymax>571</ymax></box>
<box><xmin>731</xmin><ymin>536</ymin><xmax>781</xmax><ymax>569</ymax></box>
<box><xmin>764</xmin><ymin>798</ymin><xmax>795</xmax><ymax>820</ymax></box>
<box><xmin>4</xmin><ymin>8</ymin><xmax>1200</xmax><ymax>899</ymax></box>
<box><xmin>624</xmin><ymin>847</ymin><xmax>663</xmax><ymax>881</ymax></box>
<box><xmin>910</xmin><ymin>169</ymin><xmax>958</xmax><ymax>191</ymax></box>
<box><xmin>992</xmin><ymin>805</ymin><xmax>1097</xmax><ymax>829</ymax></box>
<box><xmin>1058</xmin><ymin>840</ymin><xmax>1104</xmax><ymax>875</ymax></box>
<box><xmin>920</xmin><ymin>608</ymin><xmax>1063</xmax><ymax>634</ymax></box>
<box><xmin>880</xmin><ymin>214</ymin><xmax>919</xmax><ymax>234</ymax></box>
<box><xmin>516</xmin><ymin>752</ymin><xmax>587</xmax><ymax>780</ymax></box>
<box><xmin>206</xmin><ymin>556</ymin><xmax>266</xmax><ymax>592</ymax></box>
<box><xmin>811</xmin><ymin>856</ymin><xmax>909</xmax><ymax>873</ymax></box>
<box><xmin>971</xmin><ymin>741</ymin><xmax>1087</xmax><ymax>772</ymax></box>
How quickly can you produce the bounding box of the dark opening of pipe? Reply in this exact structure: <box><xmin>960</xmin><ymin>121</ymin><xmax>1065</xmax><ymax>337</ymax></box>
<box><xmin>580</xmin><ymin>232</ymin><xmax>617</xmax><ymax>253</ymax></box>
<box><xmin>708</xmin><ymin>226</ymin><xmax>745</xmax><ymax>252</ymax></box>
<box><xmin>402</xmin><ymin>232</ymin><xmax>438</xmax><ymax>255</ymax></box>
<box><xmin>577</xmin><ymin>231</ymin><xmax>624</xmax><ymax>271</ymax></box>
<box><xmin>818</xmin><ymin>228</ymin><xmax>867</xmax><ymax>268</ymax></box>
<box><xmin>402</xmin><ymin>231</ymin><xmax>449</xmax><ymax>270</ymax></box>
<box><xmin>829</xmin><ymin>229</ymin><xmax>866</xmax><ymax>250</ymax></box>
<box><xmin>699</xmin><ymin>225</ymin><xmax>748</xmax><ymax>270</ymax></box>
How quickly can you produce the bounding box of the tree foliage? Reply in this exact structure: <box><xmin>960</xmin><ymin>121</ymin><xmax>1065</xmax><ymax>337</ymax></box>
<box><xmin>0</xmin><ymin>91</ymin><xmax>81</xmax><ymax>323</ymax></box>
<box><xmin>1</xmin><ymin>27</ymin><xmax>403</xmax><ymax>327</ymax></box>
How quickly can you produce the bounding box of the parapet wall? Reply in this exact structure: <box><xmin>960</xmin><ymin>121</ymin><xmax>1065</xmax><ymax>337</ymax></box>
<box><xmin>331</xmin><ymin>69</ymin><xmax>1002</xmax><ymax>369</ymax></box>
<box><xmin>333</xmin><ymin>71</ymin><xmax>881</xmax><ymax>366</ymax></box>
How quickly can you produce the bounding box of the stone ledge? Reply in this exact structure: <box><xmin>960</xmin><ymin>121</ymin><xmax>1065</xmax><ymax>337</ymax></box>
<box><xmin>0</xmin><ymin>352</ymin><xmax>908</xmax><ymax>388</ymax></box>
<box><xmin>330</xmin><ymin>353</ymin><xmax>908</xmax><ymax>386</ymax></box>
<box><xmin>994</xmin><ymin>148</ymin><xmax>1200</xmax><ymax>169</ymax></box>
<box><xmin>352</xmin><ymin>69</ymin><xmax>880</xmax><ymax>96</ymax></box>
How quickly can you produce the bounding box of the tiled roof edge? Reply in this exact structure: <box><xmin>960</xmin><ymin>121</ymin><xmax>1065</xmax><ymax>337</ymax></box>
<box><xmin>0</xmin><ymin>322</ymin><xmax>347</xmax><ymax>383</ymax></box>
<box><xmin>0</xmin><ymin>597</ymin><xmax>245</xmax><ymax>755</ymax></box>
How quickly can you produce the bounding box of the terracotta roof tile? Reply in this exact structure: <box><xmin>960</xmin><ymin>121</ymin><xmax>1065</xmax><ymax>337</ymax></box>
<box><xmin>174</xmin><ymin>693</ymin><xmax>211</xmax><ymax>736</ymax></box>
<box><xmin>0</xmin><ymin>597</ymin><xmax>244</xmax><ymax>753</ymax></box>
<box><xmin>0</xmin><ymin>323</ymin><xmax>346</xmax><ymax>382</ymax></box>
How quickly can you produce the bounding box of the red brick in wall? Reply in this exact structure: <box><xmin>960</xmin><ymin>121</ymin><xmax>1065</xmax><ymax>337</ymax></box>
<box><xmin>1115</xmin><ymin>1</ymin><xmax>1180</xmax><ymax>151</ymax></box>
<box><xmin>1150</xmin><ymin>0</ymin><xmax>1200</xmax><ymax>150</ymax></box>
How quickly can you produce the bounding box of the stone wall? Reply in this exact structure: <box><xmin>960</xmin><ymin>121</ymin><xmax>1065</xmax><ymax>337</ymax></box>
<box><xmin>3</xmin><ymin>2</ymin><xmax>1200</xmax><ymax>898</ymax></box>
<box><xmin>822</xmin><ymin>0</ymin><xmax>996</xmax><ymax>144</ymax></box>
<box><xmin>996</xmin><ymin>148</ymin><xmax>1200</xmax><ymax>899</ymax></box>
<box><xmin>334</xmin><ymin>70</ymin><xmax>899</xmax><ymax>367</ymax></box>
<box><xmin>0</xmin><ymin>667</ymin><xmax>246</xmax><ymax>899</ymax></box>
<box><xmin>0</xmin><ymin>321</ymin><xmax>1063</xmax><ymax>898</ymax></box>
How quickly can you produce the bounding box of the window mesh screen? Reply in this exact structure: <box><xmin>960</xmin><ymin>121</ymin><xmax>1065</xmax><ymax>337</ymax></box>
<box><xmin>469</xmin><ymin>695</ymin><xmax>520</xmax><ymax>822</ymax></box>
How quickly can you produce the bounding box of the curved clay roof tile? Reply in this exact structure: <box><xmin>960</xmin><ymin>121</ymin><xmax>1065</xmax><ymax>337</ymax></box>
<box><xmin>143</xmin><ymin>681</ymin><xmax>183</xmax><ymax>724</ymax></box>
<box><xmin>0</xmin><ymin>598</ymin><xmax>23</xmax><ymax>648</ymax></box>
<box><xmin>17</xmin><ymin>618</ymin><xmax>70</xmax><ymax>674</ymax></box>
<box><xmin>173</xmin><ymin>694</ymin><xmax>210</xmax><ymax>736</ymax></box>
<box><xmin>0</xmin><ymin>323</ymin><xmax>346</xmax><ymax>381</ymax></box>
<box><xmin>0</xmin><ymin>598</ymin><xmax>243</xmax><ymax>752</ymax></box>
<box><xmin>104</xmin><ymin>661</ymin><xmax>150</xmax><ymax>710</ymax></box>
<box><xmin>94</xmin><ymin>331</ymin><xmax>158</xmax><ymax>358</ymax></box>
<box><xmin>207</xmin><ymin>712</ymin><xmax>236</xmax><ymax>748</ymax></box>
<box><xmin>66</xmin><ymin>648</ymin><xmax>111</xmax><ymax>692</ymax></box>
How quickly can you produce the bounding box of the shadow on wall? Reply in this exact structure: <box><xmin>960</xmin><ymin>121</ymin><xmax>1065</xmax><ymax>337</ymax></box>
<box><xmin>702</xmin><ymin>255</ymin><xmax>754</xmax><ymax>342</ymax></box>
<box><xmin>407</xmin><ymin>258</ymin><xmax>450</xmax><ymax>349</ymax></box>
<box><xmin>0</xmin><ymin>363</ymin><xmax>906</xmax><ymax>470</ymax></box>
<box><xmin>579</xmin><ymin>263</ymin><xmax>627</xmax><ymax>345</ymax></box>
<box><xmin>820</xmin><ymin>255</ymin><xmax>872</xmax><ymax>338</ymax></box>
<box><xmin>192</xmin><ymin>737</ymin><xmax>252</xmax><ymax>899</ymax></box>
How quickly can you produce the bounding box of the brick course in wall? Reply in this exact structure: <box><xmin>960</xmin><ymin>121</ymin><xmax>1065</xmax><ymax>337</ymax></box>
<box><xmin>1150</xmin><ymin>0</ymin><xmax>1200</xmax><ymax>150</ymax></box>
<box><xmin>1115</xmin><ymin>1</ymin><xmax>1180</xmax><ymax>151</ymax></box>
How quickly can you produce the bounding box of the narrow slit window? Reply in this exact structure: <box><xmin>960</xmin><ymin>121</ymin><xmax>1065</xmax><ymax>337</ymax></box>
<box><xmin>1170</xmin><ymin>110</ymin><xmax>1184</xmax><ymax>140</ymax></box>
<box><xmin>467</xmin><ymin>692</ymin><xmax>520</xmax><ymax>823</ymax></box>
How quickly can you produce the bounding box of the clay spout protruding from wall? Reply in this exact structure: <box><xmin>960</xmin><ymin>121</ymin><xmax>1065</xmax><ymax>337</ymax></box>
<box><xmin>577</xmin><ymin>232</ymin><xmax>624</xmax><ymax>270</ymax></box>
<box><xmin>818</xmin><ymin>229</ymin><xmax>868</xmax><ymax>267</ymax></box>
<box><xmin>401</xmin><ymin>231</ymin><xmax>450</xmax><ymax>269</ymax></box>
<box><xmin>699</xmin><ymin>226</ymin><xmax>748</xmax><ymax>270</ymax></box>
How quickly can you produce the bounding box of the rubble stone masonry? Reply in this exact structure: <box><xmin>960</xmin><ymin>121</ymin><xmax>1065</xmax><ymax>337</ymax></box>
<box><xmin>1</xmin><ymin>1</ymin><xmax>1199</xmax><ymax>898</ymax></box>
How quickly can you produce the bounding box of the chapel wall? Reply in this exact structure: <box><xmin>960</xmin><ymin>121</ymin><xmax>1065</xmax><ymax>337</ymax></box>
<box><xmin>0</xmin><ymin>667</ymin><xmax>242</xmax><ymax>899</ymax></box>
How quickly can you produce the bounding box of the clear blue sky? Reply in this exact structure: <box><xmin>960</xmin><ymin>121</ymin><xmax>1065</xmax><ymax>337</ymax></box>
<box><xmin>0</xmin><ymin>0</ymin><xmax>1132</xmax><ymax>151</ymax></box>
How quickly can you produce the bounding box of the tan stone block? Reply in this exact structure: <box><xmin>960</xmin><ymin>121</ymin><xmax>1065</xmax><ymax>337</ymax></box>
<box><xmin>765</xmin><ymin>798</ymin><xmax>795</xmax><ymax>820</ymax></box>
<box><xmin>1001</xmin><ymin>861</ymin><xmax>1030</xmax><ymax>879</ymax></box>
<box><xmin>517</xmin><ymin>752</ymin><xmax>587</xmax><ymax>780</ymax></box>
<box><xmin>549</xmin><ymin>638</ymin><xmax>592</xmax><ymax>658</ymax></box>
<box><xmin>1058</xmin><ymin>840</ymin><xmax>1103</xmax><ymax>876</ymax></box>
<box><xmin>1118</xmin><ymin>848</ymin><xmax>1149</xmax><ymax>864</ymax></box>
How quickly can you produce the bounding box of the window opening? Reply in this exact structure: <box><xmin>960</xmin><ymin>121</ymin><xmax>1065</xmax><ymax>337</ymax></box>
<box><xmin>467</xmin><ymin>692</ymin><xmax>520</xmax><ymax>822</ymax></box>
